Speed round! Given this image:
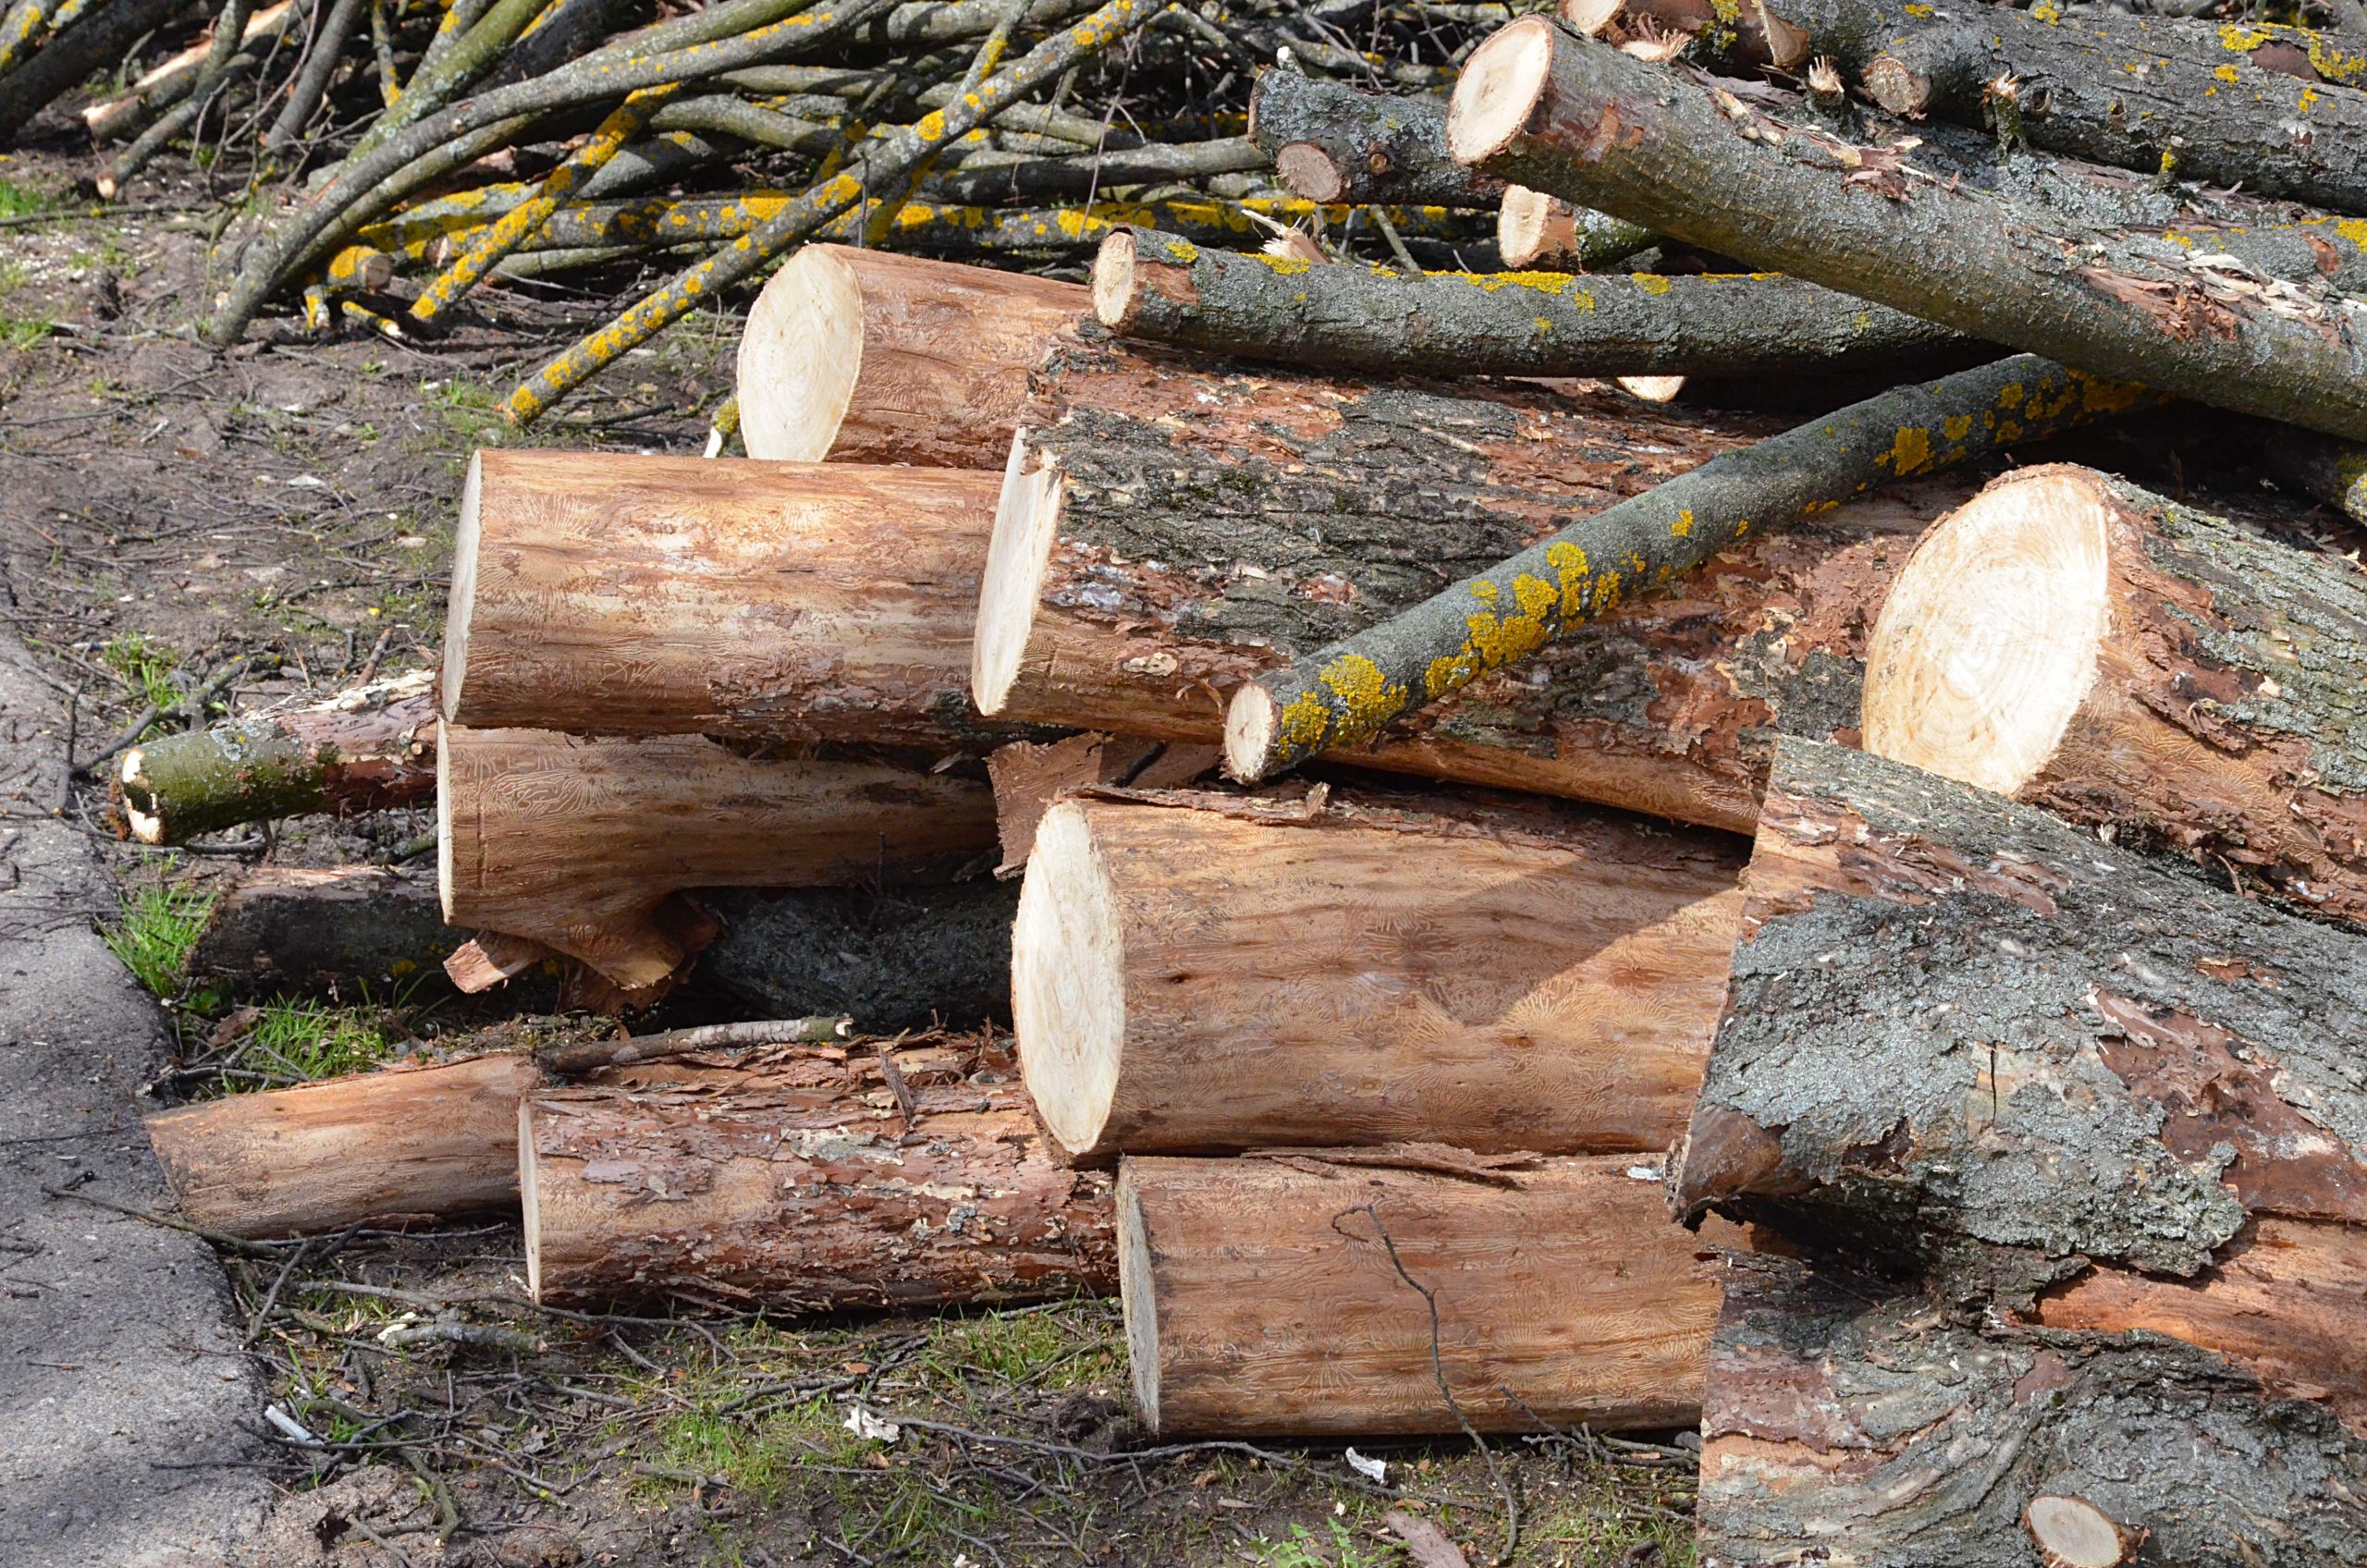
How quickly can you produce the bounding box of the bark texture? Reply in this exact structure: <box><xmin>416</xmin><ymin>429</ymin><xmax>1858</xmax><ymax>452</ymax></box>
<box><xmin>986</xmin><ymin>731</ymin><xmax>1219</xmax><ymax>875</ymax></box>
<box><xmin>1448</xmin><ymin>23</ymin><xmax>2367</xmax><ymax>440</ymax></box>
<box><xmin>522</xmin><ymin>1038</ymin><xmax>1115</xmax><ymax>1308</ymax></box>
<box><xmin>693</xmin><ymin>881</ymin><xmax>1020</xmax><ymax>1032</ymax></box>
<box><xmin>1248</xmin><ymin>68</ymin><xmax>1505</xmax><ymax>209</ymax></box>
<box><xmin>2267</xmin><ymin>428</ymin><xmax>2367</xmax><ymax>525</ymax></box>
<box><xmin>1120</xmin><ymin>1152</ymin><xmax>1739</xmax><ymax>1436</ymax></box>
<box><xmin>186</xmin><ymin>865</ymin><xmax>466</xmax><ymax>1001</ymax></box>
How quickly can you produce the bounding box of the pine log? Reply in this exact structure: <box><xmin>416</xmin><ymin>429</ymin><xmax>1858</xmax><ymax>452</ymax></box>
<box><xmin>987</xmin><ymin>732</ymin><xmax>1160</xmax><ymax>875</ymax></box>
<box><xmin>1447</xmin><ymin>22</ymin><xmax>2367</xmax><ymax>441</ymax></box>
<box><xmin>2267</xmin><ymin>429</ymin><xmax>2367</xmax><ymax>526</ymax></box>
<box><xmin>1119</xmin><ymin>1153</ymin><xmax>1738</xmax><ymax>1436</ymax></box>
<box><xmin>735</xmin><ymin>243</ymin><xmax>1085</xmax><ymax>465</ymax></box>
<box><xmin>442</xmin><ymin>451</ymin><xmax>1017</xmax><ymax>750</ymax></box>
<box><xmin>436</xmin><ymin>724</ymin><xmax>995</xmax><ymax>989</ymax></box>
<box><xmin>1862</xmin><ymin>464</ymin><xmax>2367</xmax><ymax>931</ymax></box>
<box><xmin>145</xmin><ymin>1054</ymin><xmax>542</xmax><ymax>1239</ymax></box>
<box><xmin>1014</xmin><ymin>786</ymin><xmax>1744</xmax><ymax>1165</ymax></box>
<box><xmin>1097</xmin><ymin>227</ymin><xmax>1979</xmax><ymax>381</ymax></box>
<box><xmin>521</xmin><ymin>1043</ymin><xmax>1115</xmax><ymax>1308</ymax></box>
<box><xmin>116</xmin><ymin>670</ymin><xmax>436</xmax><ymax>845</ymax></box>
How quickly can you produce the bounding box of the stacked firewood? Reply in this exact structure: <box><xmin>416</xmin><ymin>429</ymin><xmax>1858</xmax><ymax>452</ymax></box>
<box><xmin>137</xmin><ymin>2</ymin><xmax>2367</xmax><ymax>1558</ymax></box>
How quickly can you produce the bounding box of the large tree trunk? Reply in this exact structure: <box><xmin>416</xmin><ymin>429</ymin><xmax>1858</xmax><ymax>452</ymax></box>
<box><xmin>735</xmin><ymin>243</ymin><xmax>1086</xmax><ymax>465</ymax></box>
<box><xmin>1447</xmin><ymin>22</ymin><xmax>2367</xmax><ymax>441</ymax></box>
<box><xmin>1119</xmin><ymin>1152</ymin><xmax>1738</xmax><ymax>1437</ymax></box>
<box><xmin>1863</xmin><ymin>464</ymin><xmax>2367</xmax><ymax>932</ymax></box>
<box><xmin>436</xmin><ymin>724</ymin><xmax>995</xmax><ymax>989</ymax></box>
<box><xmin>145</xmin><ymin>1054</ymin><xmax>542</xmax><ymax>1239</ymax></box>
<box><xmin>521</xmin><ymin>1041</ymin><xmax>1115</xmax><ymax>1309</ymax></box>
<box><xmin>442</xmin><ymin>451</ymin><xmax>1019</xmax><ymax>751</ymax></box>
<box><xmin>115</xmin><ymin>670</ymin><xmax>436</xmax><ymax>845</ymax></box>
<box><xmin>1013</xmin><ymin>785</ymin><xmax>1743</xmax><ymax>1165</ymax></box>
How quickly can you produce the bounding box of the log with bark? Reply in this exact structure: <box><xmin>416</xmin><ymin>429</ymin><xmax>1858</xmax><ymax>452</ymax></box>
<box><xmin>442</xmin><ymin>451</ymin><xmax>1019</xmax><ymax>750</ymax></box>
<box><xmin>115</xmin><ymin>669</ymin><xmax>436</xmax><ymax>845</ymax></box>
<box><xmin>436</xmin><ymin>724</ymin><xmax>995</xmax><ymax>988</ymax></box>
<box><xmin>1119</xmin><ymin>1152</ymin><xmax>1740</xmax><ymax>1436</ymax></box>
<box><xmin>186</xmin><ymin>865</ymin><xmax>473</xmax><ymax>1002</ymax></box>
<box><xmin>1097</xmin><ymin>226</ymin><xmax>1981</xmax><ymax>380</ymax></box>
<box><xmin>521</xmin><ymin>1038</ymin><xmax>1115</xmax><ymax>1308</ymax></box>
<box><xmin>2267</xmin><ymin>429</ymin><xmax>2367</xmax><ymax>526</ymax></box>
<box><xmin>1862</xmin><ymin>464</ymin><xmax>2367</xmax><ymax>931</ymax></box>
<box><xmin>1014</xmin><ymin>784</ymin><xmax>1744</xmax><ymax>1164</ymax></box>
<box><xmin>735</xmin><ymin>243</ymin><xmax>1086</xmax><ymax>465</ymax></box>
<box><xmin>1445</xmin><ymin>21</ymin><xmax>2367</xmax><ymax>441</ymax></box>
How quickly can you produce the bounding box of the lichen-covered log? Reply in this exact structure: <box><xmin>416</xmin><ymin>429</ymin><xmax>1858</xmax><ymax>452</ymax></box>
<box><xmin>1247</xmin><ymin>67</ymin><xmax>1504</xmax><ymax>209</ymax></box>
<box><xmin>1698</xmin><ymin>1256</ymin><xmax>2367</xmax><ymax>1568</ymax></box>
<box><xmin>1120</xmin><ymin>1153</ymin><xmax>1739</xmax><ymax>1437</ymax></box>
<box><xmin>1446</xmin><ymin>22</ymin><xmax>2367</xmax><ymax>440</ymax></box>
<box><xmin>1097</xmin><ymin>227</ymin><xmax>1979</xmax><ymax>380</ymax></box>
<box><xmin>521</xmin><ymin>1039</ymin><xmax>1114</xmax><ymax>1308</ymax></box>
<box><xmin>116</xmin><ymin>670</ymin><xmax>436</xmax><ymax>845</ymax></box>
<box><xmin>437</xmin><ymin>725</ymin><xmax>995</xmax><ymax>989</ymax></box>
<box><xmin>443</xmin><ymin>451</ymin><xmax>1021</xmax><ymax>750</ymax></box>
<box><xmin>736</xmin><ymin>243</ymin><xmax>1085</xmax><ymax>465</ymax></box>
<box><xmin>1863</xmin><ymin>465</ymin><xmax>2367</xmax><ymax>932</ymax></box>
<box><xmin>145</xmin><ymin>1054</ymin><xmax>542</xmax><ymax>1239</ymax></box>
<box><xmin>1015</xmin><ymin>785</ymin><xmax>1743</xmax><ymax>1165</ymax></box>
<box><xmin>2267</xmin><ymin>429</ymin><xmax>2367</xmax><ymax>526</ymax></box>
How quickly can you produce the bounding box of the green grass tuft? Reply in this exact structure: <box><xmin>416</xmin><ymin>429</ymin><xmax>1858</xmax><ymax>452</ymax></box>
<box><xmin>0</xmin><ymin>178</ymin><xmax>53</xmax><ymax>220</ymax></box>
<box><xmin>102</xmin><ymin>631</ymin><xmax>179</xmax><ymax>710</ymax></box>
<box><xmin>105</xmin><ymin>881</ymin><xmax>215</xmax><ymax>996</ymax></box>
<box><xmin>239</xmin><ymin>998</ymin><xmax>397</xmax><ymax>1082</ymax></box>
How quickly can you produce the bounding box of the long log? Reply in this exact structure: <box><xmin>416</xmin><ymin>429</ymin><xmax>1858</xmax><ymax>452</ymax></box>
<box><xmin>442</xmin><ymin>452</ymin><xmax>1016</xmax><ymax>750</ymax></box>
<box><xmin>145</xmin><ymin>1054</ymin><xmax>542</xmax><ymax>1239</ymax></box>
<box><xmin>116</xmin><ymin>670</ymin><xmax>436</xmax><ymax>845</ymax></box>
<box><xmin>1119</xmin><ymin>1152</ymin><xmax>1737</xmax><ymax>1437</ymax></box>
<box><xmin>1014</xmin><ymin>785</ymin><xmax>1743</xmax><ymax>1164</ymax></box>
<box><xmin>1862</xmin><ymin>464</ymin><xmax>2367</xmax><ymax>932</ymax></box>
<box><xmin>521</xmin><ymin>1042</ymin><xmax>1115</xmax><ymax>1308</ymax></box>
<box><xmin>735</xmin><ymin>243</ymin><xmax>1085</xmax><ymax>465</ymax></box>
<box><xmin>437</xmin><ymin>724</ymin><xmax>995</xmax><ymax>989</ymax></box>
<box><xmin>1446</xmin><ymin>21</ymin><xmax>2367</xmax><ymax>441</ymax></box>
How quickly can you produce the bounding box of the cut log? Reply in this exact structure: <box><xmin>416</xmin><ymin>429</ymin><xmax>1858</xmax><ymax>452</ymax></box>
<box><xmin>1119</xmin><ymin>1153</ymin><xmax>1738</xmax><ymax>1436</ymax></box>
<box><xmin>1247</xmin><ymin>68</ymin><xmax>1506</xmax><ymax>210</ymax></box>
<box><xmin>1862</xmin><ymin>465</ymin><xmax>2367</xmax><ymax>932</ymax></box>
<box><xmin>1013</xmin><ymin>786</ymin><xmax>1744</xmax><ymax>1164</ymax></box>
<box><xmin>187</xmin><ymin>865</ymin><xmax>467</xmax><ymax>1001</ymax></box>
<box><xmin>1494</xmin><ymin>184</ymin><xmax>1642</xmax><ymax>272</ymax></box>
<box><xmin>1097</xmin><ymin>227</ymin><xmax>1979</xmax><ymax>381</ymax></box>
<box><xmin>2266</xmin><ymin>429</ymin><xmax>2367</xmax><ymax>526</ymax></box>
<box><xmin>1446</xmin><ymin>22</ymin><xmax>2367</xmax><ymax>441</ymax></box>
<box><xmin>987</xmin><ymin>732</ymin><xmax>1159</xmax><ymax>875</ymax></box>
<box><xmin>735</xmin><ymin>243</ymin><xmax>1085</xmax><ymax>465</ymax></box>
<box><xmin>521</xmin><ymin>1042</ymin><xmax>1114</xmax><ymax>1308</ymax></box>
<box><xmin>145</xmin><ymin>1053</ymin><xmax>542</xmax><ymax>1239</ymax></box>
<box><xmin>442</xmin><ymin>451</ymin><xmax>1018</xmax><ymax>750</ymax></box>
<box><xmin>436</xmin><ymin>724</ymin><xmax>995</xmax><ymax>989</ymax></box>
<box><xmin>116</xmin><ymin>669</ymin><xmax>436</xmax><ymax>845</ymax></box>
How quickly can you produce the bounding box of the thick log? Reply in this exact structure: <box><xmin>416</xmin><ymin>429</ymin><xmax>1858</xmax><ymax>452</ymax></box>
<box><xmin>186</xmin><ymin>866</ymin><xmax>466</xmax><ymax>1001</ymax></box>
<box><xmin>442</xmin><ymin>451</ymin><xmax>1016</xmax><ymax>750</ymax></box>
<box><xmin>436</xmin><ymin>724</ymin><xmax>995</xmax><ymax>989</ymax></box>
<box><xmin>1446</xmin><ymin>22</ymin><xmax>2367</xmax><ymax>441</ymax></box>
<box><xmin>1119</xmin><ymin>1153</ymin><xmax>1737</xmax><ymax>1436</ymax></box>
<box><xmin>145</xmin><ymin>1054</ymin><xmax>542</xmax><ymax>1239</ymax></box>
<box><xmin>735</xmin><ymin>243</ymin><xmax>1085</xmax><ymax>465</ymax></box>
<box><xmin>2267</xmin><ymin>429</ymin><xmax>2367</xmax><ymax>526</ymax></box>
<box><xmin>116</xmin><ymin>670</ymin><xmax>436</xmax><ymax>845</ymax></box>
<box><xmin>1863</xmin><ymin>464</ymin><xmax>2367</xmax><ymax>931</ymax></box>
<box><xmin>1014</xmin><ymin>786</ymin><xmax>1743</xmax><ymax>1164</ymax></box>
<box><xmin>1097</xmin><ymin>227</ymin><xmax>1979</xmax><ymax>380</ymax></box>
<box><xmin>521</xmin><ymin>1041</ymin><xmax>1114</xmax><ymax>1308</ymax></box>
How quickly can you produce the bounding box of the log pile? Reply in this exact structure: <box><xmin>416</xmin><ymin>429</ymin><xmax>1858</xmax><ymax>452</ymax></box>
<box><xmin>129</xmin><ymin>7</ymin><xmax>2367</xmax><ymax>1552</ymax></box>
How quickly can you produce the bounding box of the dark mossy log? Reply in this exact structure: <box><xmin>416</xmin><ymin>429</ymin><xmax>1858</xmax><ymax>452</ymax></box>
<box><xmin>443</xmin><ymin>451</ymin><xmax>1017</xmax><ymax>750</ymax></box>
<box><xmin>1227</xmin><ymin>355</ymin><xmax>2147</xmax><ymax>782</ymax></box>
<box><xmin>1698</xmin><ymin>1257</ymin><xmax>2367</xmax><ymax>1568</ymax></box>
<box><xmin>1446</xmin><ymin>23</ymin><xmax>2367</xmax><ymax>441</ymax></box>
<box><xmin>187</xmin><ymin>865</ymin><xmax>468</xmax><ymax>1001</ymax></box>
<box><xmin>736</xmin><ymin>243</ymin><xmax>1085</xmax><ymax>465</ymax></box>
<box><xmin>521</xmin><ymin>1040</ymin><xmax>1115</xmax><ymax>1308</ymax></box>
<box><xmin>1247</xmin><ymin>68</ymin><xmax>1505</xmax><ymax>209</ymax></box>
<box><xmin>437</xmin><ymin>725</ymin><xmax>995</xmax><ymax>990</ymax></box>
<box><xmin>1015</xmin><ymin>785</ymin><xmax>1743</xmax><ymax>1165</ymax></box>
<box><xmin>1119</xmin><ymin>1152</ymin><xmax>1741</xmax><ymax>1437</ymax></box>
<box><xmin>693</xmin><ymin>881</ymin><xmax>1020</xmax><ymax>1031</ymax></box>
<box><xmin>1862</xmin><ymin>464</ymin><xmax>2367</xmax><ymax>932</ymax></box>
<box><xmin>145</xmin><ymin>1054</ymin><xmax>543</xmax><ymax>1239</ymax></box>
<box><xmin>1097</xmin><ymin>227</ymin><xmax>1979</xmax><ymax>380</ymax></box>
<box><xmin>2267</xmin><ymin>429</ymin><xmax>2367</xmax><ymax>525</ymax></box>
<box><xmin>116</xmin><ymin>670</ymin><xmax>436</xmax><ymax>845</ymax></box>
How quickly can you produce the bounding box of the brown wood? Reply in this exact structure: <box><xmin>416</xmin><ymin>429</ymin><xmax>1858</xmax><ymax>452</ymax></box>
<box><xmin>144</xmin><ymin>1054</ymin><xmax>542</xmax><ymax>1239</ymax></box>
<box><xmin>736</xmin><ymin>244</ymin><xmax>1086</xmax><ymax>466</ymax></box>
<box><xmin>436</xmin><ymin>723</ymin><xmax>995</xmax><ymax>989</ymax></box>
<box><xmin>1119</xmin><ymin>1152</ymin><xmax>1739</xmax><ymax>1437</ymax></box>
<box><xmin>443</xmin><ymin>452</ymin><xmax>1016</xmax><ymax>751</ymax></box>
<box><xmin>1015</xmin><ymin>786</ymin><xmax>1744</xmax><ymax>1164</ymax></box>
<box><xmin>521</xmin><ymin>1039</ymin><xmax>1115</xmax><ymax>1309</ymax></box>
<box><xmin>986</xmin><ymin>733</ymin><xmax>1218</xmax><ymax>875</ymax></box>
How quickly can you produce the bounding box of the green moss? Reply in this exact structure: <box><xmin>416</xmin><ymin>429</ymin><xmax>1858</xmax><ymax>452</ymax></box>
<box><xmin>105</xmin><ymin>880</ymin><xmax>215</xmax><ymax>997</ymax></box>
